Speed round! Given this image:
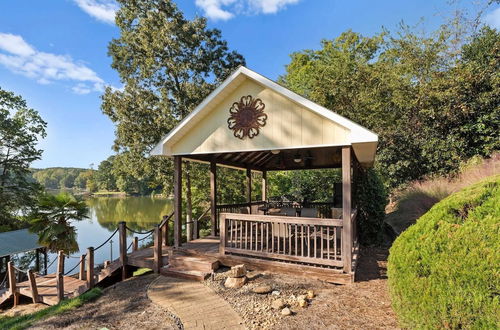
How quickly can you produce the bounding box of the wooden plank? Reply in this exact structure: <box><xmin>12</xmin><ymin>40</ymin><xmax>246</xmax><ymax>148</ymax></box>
<box><xmin>224</xmin><ymin>248</ymin><xmax>344</xmax><ymax>267</ymax></box>
<box><xmin>342</xmin><ymin>146</ymin><xmax>352</xmax><ymax>273</ymax></box>
<box><xmin>221</xmin><ymin>213</ymin><xmax>343</xmax><ymax>226</ymax></box>
<box><xmin>174</xmin><ymin>155</ymin><xmax>182</xmax><ymax>247</ymax></box>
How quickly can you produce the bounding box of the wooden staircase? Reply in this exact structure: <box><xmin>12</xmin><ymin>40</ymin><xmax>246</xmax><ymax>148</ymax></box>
<box><xmin>161</xmin><ymin>251</ymin><xmax>220</xmax><ymax>281</ymax></box>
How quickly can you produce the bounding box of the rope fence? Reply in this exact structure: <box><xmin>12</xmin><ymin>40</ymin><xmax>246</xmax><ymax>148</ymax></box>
<box><xmin>64</xmin><ymin>255</ymin><xmax>86</xmax><ymax>276</ymax></box>
<box><xmin>94</xmin><ymin>228</ymin><xmax>119</xmax><ymax>251</ymax></box>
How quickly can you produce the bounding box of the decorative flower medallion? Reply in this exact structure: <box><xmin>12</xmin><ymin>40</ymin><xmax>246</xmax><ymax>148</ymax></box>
<box><xmin>227</xmin><ymin>95</ymin><xmax>267</xmax><ymax>139</ymax></box>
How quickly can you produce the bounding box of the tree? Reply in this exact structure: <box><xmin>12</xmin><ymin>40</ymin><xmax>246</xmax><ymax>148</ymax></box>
<box><xmin>94</xmin><ymin>156</ymin><xmax>117</xmax><ymax>191</ymax></box>
<box><xmin>29</xmin><ymin>192</ymin><xmax>88</xmax><ymax>254</ymax></box>
<box><xmin>102</xmin><ymin>0</ymin><xmax>245</xmax><ymax>238</ymax></box>
<box><xmin>0</xmin><ymin>87</ymin><xmax>46</xmax><ymax>231</ymax></box>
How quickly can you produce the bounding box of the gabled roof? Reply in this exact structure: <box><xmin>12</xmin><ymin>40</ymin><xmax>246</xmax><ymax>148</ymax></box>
<box><xmin>151</xmin><ymin>66</ymin><xmax>378</xmax><ymax>166</ymax></box>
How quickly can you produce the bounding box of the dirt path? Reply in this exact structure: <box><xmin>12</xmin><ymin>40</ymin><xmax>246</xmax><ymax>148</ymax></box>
<box><xmin>29</xmin><ymin>273</ymin><xmax>180</xmax><ymax>330</ymax></box>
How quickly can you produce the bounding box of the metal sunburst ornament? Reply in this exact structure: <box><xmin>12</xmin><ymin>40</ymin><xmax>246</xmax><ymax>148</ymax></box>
<box><xmin>227</xmin><ymin>95</ymin><xmax>267</xmax><ymax>139</ymax></box>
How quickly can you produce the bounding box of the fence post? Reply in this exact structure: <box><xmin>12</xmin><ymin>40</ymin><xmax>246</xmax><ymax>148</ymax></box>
<box><xmin>219</xmin><ymin>214</ymin><xmax>226</xmax><ymax>255</ymax></box>
<box><xmin>119</xmin><ymin>221</ymin><xmax>127</xmax><ymax>280</ymax></box>
<box><xmin>56</xmin><ymin>272</ymin><xmax>64</xmax><ymax>303</ymax></box>
<box><xmin>86</xmin><ymin>247</ymin><xmax>94</xmax><ymax>288</ymax></box>
<box><xmin>7</xmin><ymin>261</ymin><xmax>18</xmax><ymax>306</ymax></box>
<box><xmin>133</xmin><ymin>236</ymin><xmax>139</xmax><ymax>251</ymax></box>
<box><xmin>27</xmin><ymin>269</ymin><xmax>39</xmax><ymax>303</ymax></box>
<box><xmin>154</xmin><ymin>225</ymin><xmax>162</xmax><ymax>274</ymax></box>
<box><xmin>57</xmin><ymin>250</ymin><xmax>65</xmax><ymax>275</ymax></box>
<box><xmin>79</xmin><ymin>254</ymin><xmax>86</xmax><ymax>280</ymax></box>
<box><xmin>161</xmin><ymin>215</ymin><xmax>169</xmax><ymax>246</ymax></box>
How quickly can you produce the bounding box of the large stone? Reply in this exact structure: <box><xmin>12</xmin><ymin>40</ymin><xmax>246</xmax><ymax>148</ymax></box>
<box><xmin>306</xmin><ymin>290</ymin><xmax>315</xmax><ymax>299</ymax></box>
<box><xmin>297</xmin><ymin>297</ymin><xmax>308</xmax><ymax>308</ymax></box>
<box><xmin>271</xmin><ymin>299</ymin><xmax>285</xmax><ymax>310</ymax></box>
<box><xmin>281</xmin><ymin>307</ymin><xmax>292</xmax><ymax>316</ymax></box>
<box><xmin>228</xmin><ymin>264</ymin><xmax>247</xmax><ymax>278</ymax></box>
<box><xmin>224</xmin><ymin>276</ymin><xmax>247</xmax><ymax>288</ymax></box>
<box><xmin>252</xmin><ymin>285</ymin><xmax>273</xmax><ymax>294</ymax></box>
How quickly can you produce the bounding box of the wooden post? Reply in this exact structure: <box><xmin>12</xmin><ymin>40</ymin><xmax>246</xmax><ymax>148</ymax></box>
<box><xmin>342</xmin><ymin>146</ymin><xmax>352</xmax><ymax>274</ymax></box>
<box><xmin>133</xmin><ymin>236</ymin><xmax>139</xmax><ymax>251</ymax></box>
<box><xmin>56</xmin><ymin>272</ymin><xmax>64</xmax><ymax>303</ymax></box>
<box><xmin>119</xmin><ymin>221</ymin><xmax>127</xmax><ymax>280</ymax></box>
<box><xmin>35</xmin><ymin>248</ymin><xmax>40</xmax><ymax>273</ymax></box>
<box><xmin>219</xmin><ymin>214</ymin><xmax>226</xmax><ymax>255</ymax></box>
<box><xmin>104</xmin><ymin>260</ymin><xmax>110</xmax><ymax>268</ymax></box>
<box><xmin>43</xmin><ymin>248</ymin><xmax>48</xmax><ymax>275</ymax></box>
<box><xmin>210</xmin><ymin>159</ymin><xmax>217</xmax><ymax>237</ymax></box>
<box><xmin>174</xmin><ymin>156</ymin><xmax>183</xmax><ymax>247</ymax></box>
<box><xmin>79</xmin><ymin>255</ymin><xmax>86</xmax><ymax>280</ymax></box>
<box><xmin>7</xmin><ymin>261</ymin><xmax>17</xmax><ymax>306</ymax></box>
<box><xmin>161</xmin><ymin>215</ymin><xmax>169</xmax><ymax>246</ymax></box>
<box><xmin>262</xmin><ymin>170</ymin><xmax>267</xmax><ymax>202</ymax></box>
<box><xmin>57</xmin><ymin>250</ymin><xmax>65</xmax><ymax>275</ymax></box>
<box><xmin>153</xmin><ymin>225</ymin><xmax>162</xmax><ymax>273</ymax></box>
<box><xmin>246</xmin><ymin>167</ymin><xmax>252</xmax><ymax>214</ymax></box>
<box><xmin>28</xmin><ymin>270</ymin><xmax>39</xmax><ymax>303</ymax></box>
<box><xmin>86</xmin><ymin>247</ymin><xmax>94</xmax><ymax>288</ymax></box>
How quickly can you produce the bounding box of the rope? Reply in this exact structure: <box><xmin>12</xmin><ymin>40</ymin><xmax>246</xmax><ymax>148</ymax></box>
<box><xmin>138</xmin><ymin>231</ymin><xmax>153</xmax><ymax>242</ymax></box>
<box><xmin>12</xmin><ymin>265</ymin><xmax>29</xmax><ymax>274</ymax></box>
<box><xmin>94</xmin><ymin>228</ymin><xmax>119</xmax><ymax>251</ymax></box>
<box><xmin>37</xmin><ymin>257</ymin><xmax>57</xmax><ymax>276</ymax></box>
<box><xmin>66</xmin><ymin>255</ymin><xmax>82</xmax><ymax>259</ymax></box>
<box><xmin>0</xmin><ymin>273</ymin><xmax>7</xmax><ymax>289</ymax></box>
<box><xmin>125</xmin><ymin>226</ymin><xmax>154</xmax><ymax>235</ymax></box>
<box><xmin>64</xmin><ymin>255</ymin><xmax>85</xmax><ymax>276</ymax></box>
<box><xmin>127</xmin><ymin>241</ymin><xmax>134</xmax><ymax>251</ymax></box>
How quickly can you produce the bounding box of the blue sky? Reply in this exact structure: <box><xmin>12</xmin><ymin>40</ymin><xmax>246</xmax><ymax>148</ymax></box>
<box><xmin>0</xmin><ymin>0</ymin><xmax>498</xmax><ymax>169</ymax></box>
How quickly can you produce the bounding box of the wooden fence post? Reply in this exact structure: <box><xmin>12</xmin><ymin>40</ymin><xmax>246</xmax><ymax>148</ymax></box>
<box><xmin>219</xmin><ymin>214</ymin><xmax>226</xmax><ymax>255</ymax></box>
<box><xmin>153</xmin><ymin>225</ymin><xmax>162</xmax><ymax>274</ymax></box>
<box><xmin>27</xmin><ymin>270</ymin><xmax>39</xmax><ymax>303</ymax></box>
<box><xmin>7</xmin><ymin>261</ymin><xmax>18</xmax><ymax>306</ymax></box>
<box><xmin>56</xmin><ymin>272</ymin><xmax>64</xmax><ymax>303</ymax></box>
<box><xmin>57</xmin><ymin>250</ymin><xmax>65</xmax><ymax>275</ymax></box>
<box><xmin>86</xmin><ymin>247</ymin><xmax>94</xmax><ymax>288</ymax></box>
<box><xmin>79</xmin><ymin>255</ymin><xmax>86</xmax><ymax>281</ymax></box>
<box><xmin>119</xmin><ymin>221</ymin><xmax>127</xmax><ymax>280</ymax></box>
<box><xmin>161</xmin><ymin>215</ymin><xmax>169</xmax><ymax>246</ymax></box>
<box><xmin>133</xmin><ymin>237</ymin><xmax>139</xmax><ymax>251</ymax></box>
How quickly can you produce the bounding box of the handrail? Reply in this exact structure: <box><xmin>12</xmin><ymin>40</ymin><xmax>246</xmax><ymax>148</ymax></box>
<box><xmin>216</xmin><ymin>201</ymin><xmax>266</xmax><ymax>208</ymax></box>
<box><xmin>220</xmin><ymin>212</ymin><xmax>343</xmax><ymax>226</ymax></box>
<box><xmin>94</xmin><ymin>228</ymin><xmax>119</xmax><ymax>251</ymax></box>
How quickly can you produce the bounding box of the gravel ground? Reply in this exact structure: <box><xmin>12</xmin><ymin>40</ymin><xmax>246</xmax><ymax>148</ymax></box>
<box><xmin>205</xmin><ymin>247</ymin><xmax>399</xmax><ymax>330</ymax></box>
<box><xmin>29</xmin><ymin>273</ymin><xmax>180</xmax><ymax>330</ymax></box>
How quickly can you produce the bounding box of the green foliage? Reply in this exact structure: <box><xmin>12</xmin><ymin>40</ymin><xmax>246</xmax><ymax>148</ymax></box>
<box><xmin>281</xmin><ymin>26</ymin><xmax>500</xmax><ymax>190</ymax></box>
<box><xmin>354</xmin><ymin>168</ymin><xmax>388</xmax><ymax>245</ymax></box>
<box><xmin>29</xmin><ymin>192</ymin><xmax>89</xmax><ymax>253</ymax></box>
<box><xmin>31</xmin><ymin>167</ymin><xmax>89</xmax><ymax>190</ymax></box>
<box><xmin>0</xmin><ymin>288</ymin><xmax>102</xmax><ymax>330</ymax></box>
<box><xmin>101</xmin><ymin>0</ymin><xmax>245</xmax><ymax>196</ymax></box>
<box><xmin>388</xmin><ymin>176</ymin><xmax>500</xmax><ymax>328</ymax></box>
<box><xmin>0</xmin><ymin>87</ymin><xmax>46</xmax><ymax>232</ymax></box>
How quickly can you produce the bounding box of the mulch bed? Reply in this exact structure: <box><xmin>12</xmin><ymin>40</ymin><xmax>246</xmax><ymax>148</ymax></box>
<box><xmin>29</xmin><ymin>273</ymin><xmax>180</xmax><ymax>330</ymax></box>
<box><xmin>205</xmin><ymin>247</ymin><xmax>399</xmax><ymax>329</ymax></box>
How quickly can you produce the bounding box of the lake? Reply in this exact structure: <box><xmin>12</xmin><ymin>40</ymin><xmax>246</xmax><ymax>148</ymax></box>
<box><xmin>45</xmin><ymin>196</ymin><xmax>173</xmax><ymax>274</ymax></box>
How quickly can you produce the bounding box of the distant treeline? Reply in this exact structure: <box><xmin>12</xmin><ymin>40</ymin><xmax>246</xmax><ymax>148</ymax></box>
<box><xmin>31</xmin><ymin>167</ymin><xmax>94</xmax><ymax>190</ymax></box>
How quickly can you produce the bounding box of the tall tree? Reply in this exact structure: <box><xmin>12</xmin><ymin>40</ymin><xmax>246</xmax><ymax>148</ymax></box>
<box><xmin>102</xmin><ymin>0</ymin><xmax>245</xmax><ymax>238</ymax></box>
<box><xmin>0</xmin><ymin>87</ymin><xmax>46</xmax><ymax>231</ymax></box>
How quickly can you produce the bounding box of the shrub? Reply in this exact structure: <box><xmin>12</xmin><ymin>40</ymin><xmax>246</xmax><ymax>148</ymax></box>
<box><xmin>355</xmin><ymin>168</ymin><xmax>388</xmax><ymax>245</ymax></box>
<box><xmin>388</xmin><ymin>175</ymin><xmax>500</xmax><ymax>329</ymax></box>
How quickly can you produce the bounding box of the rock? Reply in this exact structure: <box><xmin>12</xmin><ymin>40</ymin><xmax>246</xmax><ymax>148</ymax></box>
<box><xmin>271</xmin><ymin>290</ymin><xmax>280</xmax><ymax>296</ymax></box>
<box><xmin>224</xmin><ymin>276</ymin><xmax>247</xmax><ymax>288</ymax></box>
<box><xmin>252</xmin><ymin>285</ymin><xmax>273</xmax><ymax>294</ymax></box>
<box><xmin>246</xmin><ymin>270</ymin><xmax>261</xmax><ymax>280</ymax></box>
<box><xmin>307</xmin><ymin>290</ymin><xmax>315</xmax><ymax>299</ymax></box>
<box><xmin>271</xmin><ymin>299</ymin><xmax>285</xmax><ymax>310</ymax></box>
<box><xmin>298</xmin><ymin>298</ymin><xmax>308</xmax><ymax>308</ymax></box>
<box><xmin>228</xmin><ymin>264</ymin><xmax>247</xmax><ymax>278</ymax></box>
<box><xmin>281</xmin><ymin>307</ymin><xmax>292</xmax><ymax>316</ymax></box>
<box><xmin>297</xmin><ymin>294</ymin><xmax>307</xmax><ymax>301</ymax></box>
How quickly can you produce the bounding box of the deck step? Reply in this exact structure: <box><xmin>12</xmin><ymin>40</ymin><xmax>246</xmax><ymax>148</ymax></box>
<box><xmin>160</xmin><ymin>266</ymin><xmax>209</xmax><ymax>282</ymax></box>
<box><xmin>169</xmin><ymin>255</ymin><xmax>219</xmax><ymax>273</ymax></box>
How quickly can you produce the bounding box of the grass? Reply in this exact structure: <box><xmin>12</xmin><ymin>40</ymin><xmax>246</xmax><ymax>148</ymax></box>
<box><xmin>132</xmin><ymin>268</ymin><xmax>152</xmax><ymax>276</ymax></box>
<box><xmin>386</xmin><ymin>153</ymin><xmax>500</xmax><ymax>234</ymax></box>
<box><xmin>91</xmin><ymin>191</ymin><xmax>127</xmax><ymax>196</ymax></box>
<box><xmin>0</xmin><ymin>288</ymin><xmax>102</xmax><ymax>330</ymax></box>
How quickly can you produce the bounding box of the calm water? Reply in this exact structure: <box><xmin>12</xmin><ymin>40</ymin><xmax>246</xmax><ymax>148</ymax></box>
<box><xmin>46</xmin><ymin>196</ymin><xmax>173</xmax><ymax>274</ymax></box>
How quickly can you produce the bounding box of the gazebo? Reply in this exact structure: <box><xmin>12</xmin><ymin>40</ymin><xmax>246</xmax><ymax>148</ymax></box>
<box><xmin>151</xmin><ymin>66</ymin><xmax>378</xmax><ymax>282</ymax></box>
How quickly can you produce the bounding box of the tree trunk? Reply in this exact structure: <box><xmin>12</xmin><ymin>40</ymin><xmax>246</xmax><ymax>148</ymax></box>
<box><xmin>185</xmin><ymin>162</ymin><xmax>193</xmax><ymax>242</ymax></box>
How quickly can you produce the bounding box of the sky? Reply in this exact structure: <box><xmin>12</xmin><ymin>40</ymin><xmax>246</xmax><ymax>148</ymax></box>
<box><xmin>0</xmin><ymin>0</ymin><xmax>498</xmax><ymax>169</ymax></box>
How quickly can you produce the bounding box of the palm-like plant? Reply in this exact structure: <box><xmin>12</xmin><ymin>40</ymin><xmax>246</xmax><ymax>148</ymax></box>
<box><xmin>30</xmin><ymin>192</ymin><xmax>89</xmax><ymax>254</ymax></box>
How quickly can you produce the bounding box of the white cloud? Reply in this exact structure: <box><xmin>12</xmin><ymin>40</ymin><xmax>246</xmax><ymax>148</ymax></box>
<box><xmin>0</xmin><ymin>32</ymin><xmax>105</xmax><ymax>94</ymax></box>
<box><xmin>74</xmin><ymin>0</ymin><xmax>118</xmax><ymax>24</ymax></box>
<box><xmin>195</xmin><ymin>0</ymin><xmax>300</xmax><ymax>21</ymax></box>
<box><xmin>484</xmin><ymin>7</ymin><xmax>500</xmax><ymax>30</ymax></box>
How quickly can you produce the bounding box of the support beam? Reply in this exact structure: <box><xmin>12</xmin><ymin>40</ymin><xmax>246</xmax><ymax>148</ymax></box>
<box><xmin>246</xmin><ymin>167</ymin><xmax>252</xmax><ymax>214</ymax></box>
<box><xmin>173</xmin><ymin>156</ymin><xmax>183</xmax><ymax>247</ymax></box>
<box><xmin>57</xmin><ymin>250</ymin><xmax>65</xmax><ymax>275</ymax></box>
<box><xmin>210</xmin><ymin>159</ymin><xmax>217</xmax><ymax>237</ymax></box>
<box><xmin>27</xmin><ymin>270</ymin><xmax>39</xmax><ymax>303</ymax></box>
<box><xmin>262</xmin><ymin>171</ymin><xmax>267</xmax><ymax>202</ymax></box>
<box><xmin>79</xmin><ymin>255</ymin><xmax>86</xmax><ymax>280</ymax></box>
<box><xmin>341</xmin><ymin>146</ymin><xmax>352</xmax><ymax>274</ymax></box>
<box><xmin>7</xmin><ymin>261</ymin><xmax>17</xmax><ymax>306</ymax></box>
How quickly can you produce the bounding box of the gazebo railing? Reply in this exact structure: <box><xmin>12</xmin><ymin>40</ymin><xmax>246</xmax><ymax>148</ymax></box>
<box><xmin>219</xmin><ymin>213</ymin><xmax>344</xmax><ymax>268</ymax></box>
